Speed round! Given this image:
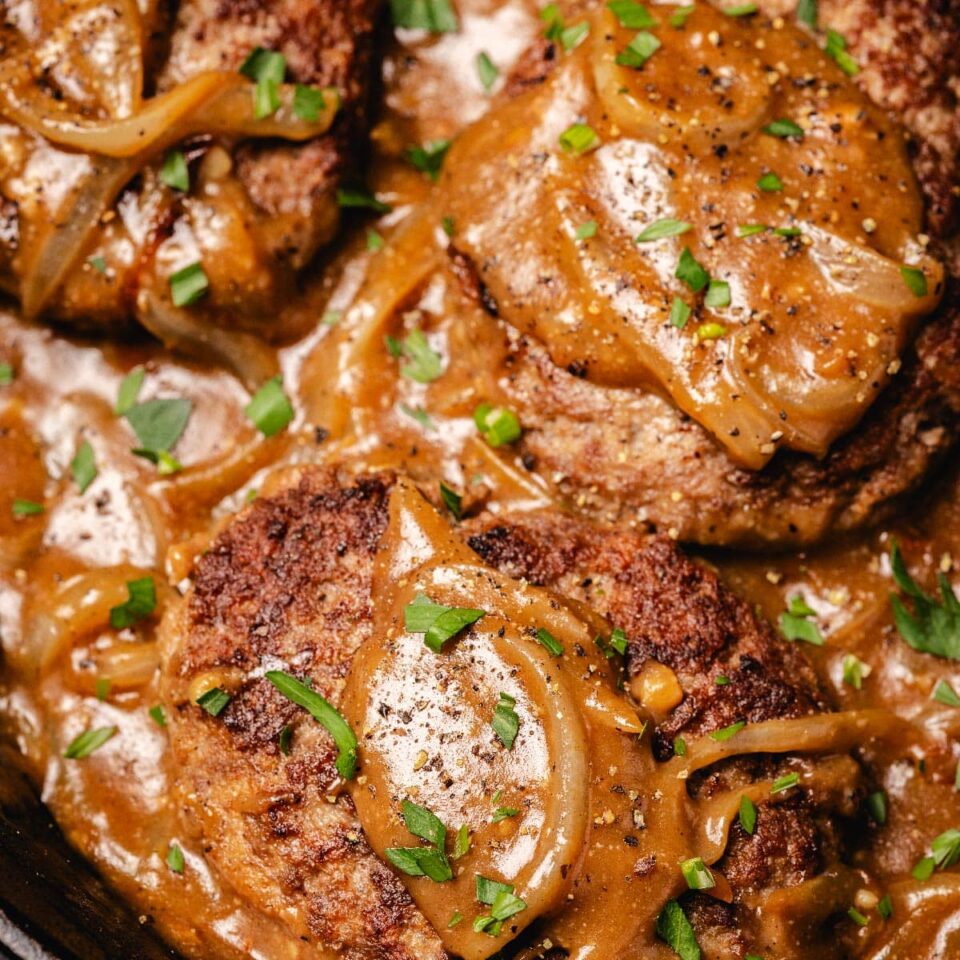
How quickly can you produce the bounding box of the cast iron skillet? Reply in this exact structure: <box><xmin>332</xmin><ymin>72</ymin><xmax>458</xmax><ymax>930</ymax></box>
<box><xmin>0</xmin><ymin>735</ymin><xmax>178</xmax><ymax>960</ymax></box>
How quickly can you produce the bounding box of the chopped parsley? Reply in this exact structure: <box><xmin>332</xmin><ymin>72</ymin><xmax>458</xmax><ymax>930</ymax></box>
<box><xmin>408</xmin><ymin>139</ymin><xmax>451</xmax><ymax>181</ymax></box>
<box><xmin>12</xmin><ymin>498</ymin><xmax>44</xmax><ymax>517</ymax></box>
<box><xmin>366</xmin><ymin>229</ymin><xmax>385</xmax><ymax>251</ymax></box>
<box><xmin>492</xmin><ymin>692</ymin><xmax>520</xmax><ymax>749</ymax></box>
<box><xmin>439</xmin><ymin>481</ymin><xmax>462</xmax><ymax>520</ymax></box>
<box><xmin>757</xmin><ymin>171</ymin><xmax>784</xmax><ymax>192</ymax></box>
<box><xmin>723</xmin><ymin>2</ymin><xmax>758</xmax><ymax>15</ymax></box>
<box><xmin>825</xmin><ymin>29</ymin><xmax>859</xmax><ymax>77</ymax></box>
<box><xmin>265</xmin><ymin>670</ymin><xmax>357</xmax><ymax>779</ymax></box>
<box><xmin>737</xmin><ymin>223</ymin><xmax>769</xmax><ymax>237</ymax></box>
<box><xmin>336</xmin><ymin>186</ymin><xmax>392</xmax><ymax>214</ymax></box>
<box><xmin>933</xmin><ymin>679</ymin><xmax>960</xmax><ymax>706</ymax></box>
<box><xmin>88</xmin><ymin>255</ymin><xmax>107</xmax><ymax>274</ymax></box>
<box><xmin>70</xmin><ymin>440</ymin><xmax>97</xmax><ymax>493</ymax></box>
<box><xmin>680</xmin><ymin>856</ymin><xmax>715</xmax><ymax>890</ymax></box>
<box><xmin>607</xmin><ymin>0</ymin><xmax>658</xmax><ymax>29</ymax></box>
<box><xmin>559</xmin><ymin>123</ymin><xmax>599</xmax><ymax>154</ymax></box>
<box><xmin>763</xmin><ymin>118</ymin><xmax>804</xmax><ymax>139</ymax></box>
<box><xmin>293</xmin><ymin>84</ymin><xmax>326</xmax><ymax>122</ymax></box>
<box><xmin>390</xmin><ymin>0</ymin><xmax>459</xmax><ymax>32</ymax></box>
<box><xmin>404</xmin><ymin>593</ymin><xmax>486</xmax><ymax>653</ymax></box>
<box><xmin>913</xmin><ymin>828</ymin><xmax>960</xmax><ymax>881</ymax></box>
<box><xmin>278</xmin><ymin>724</ymin><xmax>293</xmax><ymax>755</ymax></box>
<box><xmin>797</xmin><ymin>0</ymin><xmax>817</xmax><ymax>27</ymax></box>
<box><xmin>848</xmin><ymin>907</ymin><xmax>868</xmax><ymax>927</ymax></box>
<box><xmin>125</xmin><ymin>395</ymin><xmax>192</xmax><ymax>468</ymax></box>
<box><xmin>476</xmin><ymin>51</ymin><xmax>499</xmax><ymax>91</ymax></box>
<box><xmin>866</xmin><ymin>790</ymin><xmax>887</xmax><ymax>824</ymax></box>
<box><xmin>386</xmin><ymin>799</ymin><xmax>453</xmax><ymax>882</ymax></box>
<box><xmin>448</xmin><ymin>910</ymin><xmax>463</xmax><ymax>928</ymax></box>
<box><xmin>474</xmin><ymin>403</ymin><xmax>522</xmax><ymax>446</ymax></box>
<box><xmin>842</xmin><ymin>653</ymin><xmax>870</xmax><ymax>689</ymax></box>
<box><xmin>877</xmin><ymin>894</ymin><xmax>893</xmax><ymax>919</ymax></box>
<box><xmin>739</xmin><ymin>794</ymin><xmax>757</xmax><ymax>834</ymax></box>
<box><xmin>779</xmin><ymin>594</ymin><xmax>824</xmax><ymax>645</ymax></box>
<box><xmin>675</xmin><ymin>247</ymin><xmax>709</xmax><ymax>293</ymax></box>
<box><xmin>900</xmin><ymin>265</ymin><xmax>928</xmax><ymax>298</ymax></box>
<box><xmin>160</xmin><ymin>151</ymin><xmax>189</xmax><ymax>192</ymax></box>
<box><xmin>109</xmin><ymin>577</ymin><xmax>157</xmax><ymax>629</ymax></box>
<box><xmin>635</xmin><ymin>218</ymin><xmax>691</xmax><ymax>243</ymax></box>
<box><xmin>169</xmin><ymin>262</ymin><xmax>209</xmax><ymax>307</ymax></box>
<box><xmin>245</xmin><ymin>376</ymin><xmax>294</xmax><ymax>437</ymax></box>
<box><xmin>674</xmin><ymin>736</ymin><xmax>687</xmax><ymax>757</ymax></box>
<box><xmin>576</xmin><ymin>220</ymin><xmax>598</xmax><ymax>240</ymax></box>
<box><xmin>166</xmin><ymin>843</ymin><xmax>185</xmax><ymax>874</ymax></box>
<box><xmin>386</xmin><ymin>846</ymin><xmax>453</xmax><ymax>882</ymax></box>
<box><xmin>115</xmin><ymin>367</ymin><xmax>145</xmax><ymax>415</ymax></box>
<box><xmin>196</xmin><ymin>687</ymin><xmax>231</xmax><ymax>717</ymax></box>
<box><xmin>474</xmin><ymin>875</ymin><xmax>526</xmax><ymax>937</ymax></box>
<box><xmin>670</xmin><ymin>4</ymin><xmax>695</xmax><ymax>27</ymax></box>
<box><xmin>670</xmin><ymin>298</ymin><xmax>692</xmax><ymax>329</ymax></box>
<box><xmin>560</xmin><ymin>21</ymin><xmax>590</xmax><ymax>51</ymax></box>
<box><xmin>94</xmin><ymin>678</ymin><xmax>111</xmax><ymax>702</ymax></box>
<box><xmin>704</xmin><ymin>280</ymin><xmax>731</xmax><ymax>309</ymax></box>
<box><xmin>536</xmin><ymin>627</ymin><xmax>564</xmax><ymax>656</ymax></box>
<box><xmin>0</xmin><ymin>362</ymin><xmax>12</xmax><ymax>384</ymax></box>
<box><xmin>453</xmin><ymin>824</ymin><xmax>470</xmax><ymax>859</ymax></box>
<box><xmin>656</xmin><ymin>899</ymin><xmax>701</xmax><ymax>960</ymax></box>
<box><xmin>399</xmin><ymin>403</ymin><xmax>435</xmax><ymax>430</ymax></box>
<box><xmin>239</xmin><ymin>47</ymin><xmax>286</xmax><ymax>119</ymax></box>
<box><xmin>388</xmin><ymin>329</ymin><xmax>444</xmax><ymax>383</ymax></box>
<box><xmin>889</xmin><ymin>541</ymin><xmax>960</xmax><ymax>659</ymax></box>
<box><xmin>615</xmin><ymin>30</ymin><xmax>661</xmax><ymax>69</ymax></box>
<box><xmin>492</xmin><ymin>806</ymin><xmax>519</xmax><ymax>823</ymax></box>
<box><xmin>149</xmin><ymin>704</ymin><xmax>167</xmax><ymax>727</ymax></box>
<box><xmin>770</xmin><ymin>772</ymin><xmax>800</xmax><ymax>794</ymax></box>
<box><xmin>64</xmin><ymin>725</ymin><xmax>117</xmax><ymax>759</ymax></box>
<box><xmin>710</xmin><ymin>720</ymin><xmax>746</xmax><ymax>742</ymax></box>
<box><xmin>609</xmin><ymin>627</ymin><xmax>629</xmax><ymax>654</ymax></box>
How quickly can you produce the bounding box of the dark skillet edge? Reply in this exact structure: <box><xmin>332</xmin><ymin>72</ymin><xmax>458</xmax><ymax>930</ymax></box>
<box><xmin>0</xmin><ymin>734</ymin><xmax>180</xmax><ymax>960</ymax></box>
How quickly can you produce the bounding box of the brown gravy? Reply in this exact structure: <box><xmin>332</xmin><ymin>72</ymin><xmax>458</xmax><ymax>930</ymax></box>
<box><xmin>0</xmin><ymin>1</ymin><xmax>958</xmax><ymax>958</ymax></box>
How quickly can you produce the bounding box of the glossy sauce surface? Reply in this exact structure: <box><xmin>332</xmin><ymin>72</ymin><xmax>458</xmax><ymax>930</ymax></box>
<box><xmin>0</xmin><ymin>2</ymin><xmax>958</xmax><ymax>959</ymax></box>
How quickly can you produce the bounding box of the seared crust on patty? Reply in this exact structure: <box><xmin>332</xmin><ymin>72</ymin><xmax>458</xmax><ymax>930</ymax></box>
<box><xmin>466</xmin><ymin>514</ymin><xmax>863</xmax><ymax>951</ymax></box>
<box><xmin>161</xmin><ymin>467</ymin><xmax>862</xmax><ymax>957</ymax></box>
<box><xmin>495</xmin><ymin>285</ymin><xmax>960</xmax><ymax>547</ymax></box>
<box><xmin>160</xmin><ymin>0</ymin><xmax>380</xmax><ymax>268</ymax></box>
<box><xmin>160</xmin><ymin>468</ymin><xmax>447</xmax><ymax>960</ymax></box>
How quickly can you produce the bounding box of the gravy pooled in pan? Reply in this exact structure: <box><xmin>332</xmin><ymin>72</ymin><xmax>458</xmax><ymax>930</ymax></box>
<box><xmin>0</xmin><ymin>1</ymin><xmax>959</xmax><ymax>960</ymax></box>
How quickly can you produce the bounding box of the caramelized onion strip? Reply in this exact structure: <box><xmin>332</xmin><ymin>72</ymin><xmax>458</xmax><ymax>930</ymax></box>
<box><xmin>20</xmin><ymin>155</ymin><xmax>140</xmax><ymax>318</ymax></box>
<box><xmin>0</xmin><ymin>68</ymin><xmax>338</xmax><ymax>158</ymax></box>
<box><xmin>666</xmin><ymin>709</ymin><xmax>914</xmax><ymax>779</ymax></box>
<box><xmin>137</xmin><ymin>289</ymin><xmax>280</xmax><ymax>390</ymax></box>
<box><xmin>23</xmin><ymin>564</ymin><xmax>171</xmax><ymax>676</ymax></box>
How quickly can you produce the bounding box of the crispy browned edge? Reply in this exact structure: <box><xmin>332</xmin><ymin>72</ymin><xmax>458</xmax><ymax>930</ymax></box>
<box><xmin>163</xmin><ymin>468</ymin><xmax>865</xmax><ymax>957</ymax></box>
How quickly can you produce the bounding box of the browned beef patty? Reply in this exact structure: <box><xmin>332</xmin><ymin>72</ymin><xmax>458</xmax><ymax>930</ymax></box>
<box><xmin>159</xmin><ymin>0</ymin><xmax>379</xmax><ymax>268</ymax></box>
<box><xmin>160</xmin><ymin>467</ymin><xmax>864</xmax><ymax>957</ymax></box>
<box><xmin>456</xmin><ymin>0</ymin><xmax>960</xmax><ymax>549</ymax></box>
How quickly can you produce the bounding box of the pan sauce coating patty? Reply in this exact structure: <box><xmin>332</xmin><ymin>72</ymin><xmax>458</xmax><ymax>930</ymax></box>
<box><xmin>460</xmin><ymin>0</ymin><xmax>960</xmax><ymax>548</ymax></box>
<box><xmin>158</xmin><ymin>0</ymin><xmax>379</xmax><ymax>268</ymax></box>
<box><xmin>160</xmin><ymin>467</ymin><xmax>863</xmax><ymax>957</ymax></box>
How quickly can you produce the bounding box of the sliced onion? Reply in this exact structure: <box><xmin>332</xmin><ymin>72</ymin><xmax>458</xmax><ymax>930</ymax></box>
<box><xmin>20</xmin><ymin>154</ymin><xmax>141</xmax><ymax>318</ymax></box>
<box><xmin>137</xmin><ymin>289</ymin><xmax>279</xmax><ymax>390</ymax></box>
<box><xmin>0</xmin><ymin>67</ymin><xmax>338</xmax><ymax>158</ymax></box>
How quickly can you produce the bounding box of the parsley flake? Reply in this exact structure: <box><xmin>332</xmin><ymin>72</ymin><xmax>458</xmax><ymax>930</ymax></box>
<box><xmin>265</xmin><ymin>670</ymin><xmax>357</xmax><ymax>779</ymax></box>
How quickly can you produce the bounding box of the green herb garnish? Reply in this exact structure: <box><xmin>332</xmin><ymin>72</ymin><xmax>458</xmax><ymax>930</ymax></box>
<box><xmin>245</xmin><ymin>376</ymin><xmax>294</xmax><ymax>437</ymax></box>
<box><xmin>492</xmin><ymin>692</ymin><xmax>520</xmax><ymax>749</ymax></box>
<box><xmin>474</xmin><ymin>403</ymin><xmax>522</xmax><ymax>446</ymax></box>
<box><xmin>109</xmin><ymin>577</ymin><xmax>156</xmax><ymax>629</ymax></box>
<box><xmin>889</xmin><ymin>541</ymin><xmax>960</xmax><ymax>659</ymax></box>
<box><xmin>169</xmin><ymin>262</ymin><xmax>209</xmax><ymax>307</ymax></box>
<box><xmin>779</xmin><ymin>594</ymin><xmax>824</xmax><ymax>645</ymax></box>
<box><xmin>64</xmin><ymin>725</ymin><xmax>117</xmax><ymax>759</ymax></box>
<box><xmin>265</xmin><ymin>670</ymin><xmax>357</xmax><ymax>779</ymax></box>
<box><xmin>635</xmin><ymin>218</ymin><xmax>691</xmax><ymax>243</ymax></box>
<box><xmin>656</xmin><ymin>899</ymin><xmax>701</xmax><ymax>960</ymax></box>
